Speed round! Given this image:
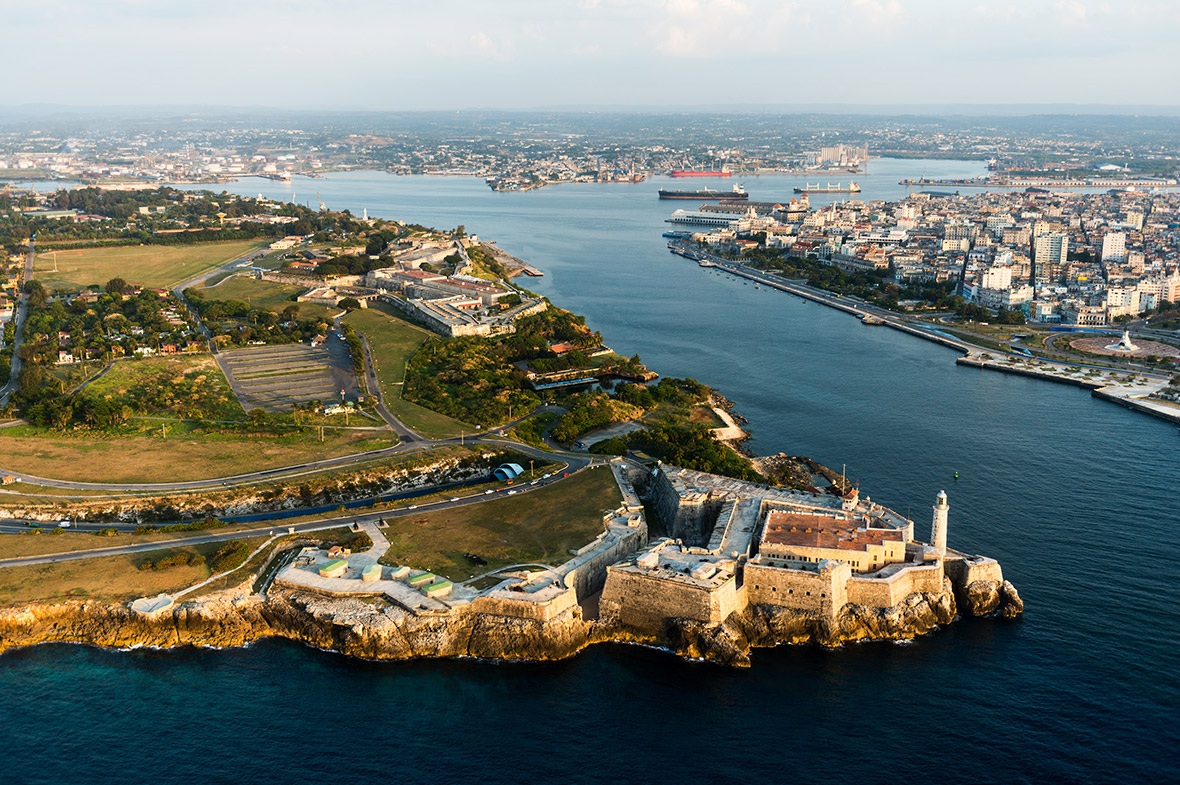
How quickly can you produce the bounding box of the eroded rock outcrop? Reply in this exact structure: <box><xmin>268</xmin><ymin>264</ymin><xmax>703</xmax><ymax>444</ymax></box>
<box><xmin>0</xmin><ymin>578</ymin><xmax>1020</xmax><ymax>667</ymax></box>
<box><xmin>962</xmin><ymin>578</ymin><xmax>1025</xmax><ymax>618</ymax></box>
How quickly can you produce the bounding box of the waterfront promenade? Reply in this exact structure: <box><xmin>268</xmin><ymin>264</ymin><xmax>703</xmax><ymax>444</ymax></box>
<box><xmin>675</xmin><ymin>244</ymin><xmax>1180</xmax><ymax>426</ymax></box>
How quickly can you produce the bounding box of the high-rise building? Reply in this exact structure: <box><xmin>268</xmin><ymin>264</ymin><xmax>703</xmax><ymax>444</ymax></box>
<box><xmin>1033</xmin><ymin>232</ymin><xmax>1069</xmax><ymax>282</ymax></box>
<box><xmin>1101</xmin><ymin>231</ymin><xmax>1126</xmax><ymax>263</ymax></box>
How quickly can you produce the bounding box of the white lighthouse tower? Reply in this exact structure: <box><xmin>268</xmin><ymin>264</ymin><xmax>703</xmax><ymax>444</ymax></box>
<box><xmin>930</xmin><ymin>490</ymin><xmax>949</xmax><ymax>556</ymax></box>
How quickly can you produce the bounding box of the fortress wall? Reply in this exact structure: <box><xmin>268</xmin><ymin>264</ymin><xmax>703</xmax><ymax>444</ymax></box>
<box><xmin>559</xmin><ymin>522</ymin><xmax>648</xmax><ymax>602</ymax></box>
<box><xmin>468</xmin><ymin>589</ymin><xmax>579</xmax><ymax>623</ymax></box>
<box><xmin>599</xmin><ymin>568</ymin><xmax>738</xmax><ymax>631</ymax></box>
<box><xmin>944</xmin><ymin>556</ymin><xmax>1003</xmax><ymax>589</ymax></box>
<box><xmin>646</xmin><ymin>469</ymin><xmax>725</xmax><ymax>546</ymax></box>
<box><xmin>744</xmin><ymin>562</ymin><xmax>848</xmax><ymax>619</ymax></box>
<box><xmin>846</xmin><ymin>563</ymin><xmax>944</xmax><ymax>608</ymax></box>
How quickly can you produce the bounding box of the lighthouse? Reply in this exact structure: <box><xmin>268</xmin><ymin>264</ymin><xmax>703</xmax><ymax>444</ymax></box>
<box><xmin>930</xmin><ymin>490</ymin><xmax>949</xmax><ymax>556</ymax></box>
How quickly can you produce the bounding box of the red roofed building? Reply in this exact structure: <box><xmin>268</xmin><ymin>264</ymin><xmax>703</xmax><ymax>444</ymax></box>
<box><xmin>760</xmin><ymin>509</ymin><xmax>906</xmax><ymax>573</ymax></box>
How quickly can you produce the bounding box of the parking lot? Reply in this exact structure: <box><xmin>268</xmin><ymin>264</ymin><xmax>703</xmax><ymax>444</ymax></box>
<box><xmin>217</xmin><ymin>336</ymin><xmax>361</xmax><ymax>411</ymax></box>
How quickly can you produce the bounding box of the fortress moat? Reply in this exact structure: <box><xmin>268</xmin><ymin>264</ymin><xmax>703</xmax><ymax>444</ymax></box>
<box><xmin>0</xmin><ymin>460</ymin><xmax>1022</xmax><ymax>666</ymax></box>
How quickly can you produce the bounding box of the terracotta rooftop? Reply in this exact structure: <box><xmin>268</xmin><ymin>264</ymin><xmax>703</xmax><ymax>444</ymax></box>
<box><xmin>763</xmin><ymin>510</ymin><xmax>903</xmax><ymax>552</ymax></box>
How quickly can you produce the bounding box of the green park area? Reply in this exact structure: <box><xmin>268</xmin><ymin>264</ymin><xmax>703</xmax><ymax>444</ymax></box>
<box><xmin>379</xmin><ymin>465</ymin><xmax>621</xmax><ymax>581</ymax></box>
<box><xmin>80</xmin><ymin>353</ymin><xmax>245</xmax><ymax>420</ymax></box>
<box><xmin>33</xmin><ymin>239</ymin><xmax>263</xmax><ymax>291</ymax></box>
<box><xmin>0</xmin><ymin>423</ymin><xmax>400</xmax><ymax>484</ymax></box>
<box><xmin>343</xmin><ymin>303</ymin><xmax>473</xmax><ymax>439</ymax></box>
<box><xmin>199</xmin><ymin>276</ymin><xmax>304</xmax><ymax>311</ymax></box>
<box><xmin>194</xmin><ymin>275</ymin><xmax>336</xmax><ymax>321</ymax></box>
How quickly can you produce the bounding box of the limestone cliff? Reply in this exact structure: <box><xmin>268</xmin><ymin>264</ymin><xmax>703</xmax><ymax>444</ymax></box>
<box><xmin>0</xmin><ymin>587</ymin><xmax>594</xmax><ymax>662</ymax></box>
<box><xmin>0</xmin><ymin>579</ymin><xmax>1021</xmax><ymax>667</ymax></box>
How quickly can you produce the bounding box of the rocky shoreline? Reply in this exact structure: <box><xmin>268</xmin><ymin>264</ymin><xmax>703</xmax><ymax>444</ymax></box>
<box><xmin>0</xmin><ymin>575</ymin><xmax>1022</xmax><ymax>668</ymax></box>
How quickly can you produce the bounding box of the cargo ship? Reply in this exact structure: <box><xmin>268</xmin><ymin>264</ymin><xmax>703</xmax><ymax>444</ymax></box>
<box><xmin>794</xmin><ymin>182</ymin><xmax>861</xmax><ymax>194</ymax></box>
<box><xmin>658</xmin><ymin>184</ymin><xmax>748</xmax><ymax>200</ymax></box>
<box><xmin>670</xmin><ymin>170</ymin><xmax>733</xmax><ymax>177</ymax></box>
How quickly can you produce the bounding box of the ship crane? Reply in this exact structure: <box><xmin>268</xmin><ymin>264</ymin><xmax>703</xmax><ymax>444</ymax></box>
<box><xmin>316</xmin><ymin>192</ymin><xmax>326</xmax><ymax>212</ymax></box>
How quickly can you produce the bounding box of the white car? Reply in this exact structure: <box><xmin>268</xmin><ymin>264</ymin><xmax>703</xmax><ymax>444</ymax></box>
<box><xmin>484</xmin><ymin>490</ymin><xmax>493</xmax><ymax>495</ymax></box>
<box><xmin>507</xmin><ymin>490</ymin><xmax>518</xmax><ymax>495</ymax></box>
<box><xmin>407</xmin><ymin>505</ymin><xmax>417</xmax><ymax>510</ymax></box>
<box><xmin>449</xmin><ymin>497</ymin><xmax>460</xmax><ymax>502</ymax></box>
<box><xmin>58</xmin><ymin>521</ymin><xmax>71</xmax><ymax>528</ymax></box>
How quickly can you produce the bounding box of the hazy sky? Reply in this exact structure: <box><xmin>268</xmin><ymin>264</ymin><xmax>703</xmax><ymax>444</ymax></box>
<box><xmin>5</xmin><ymin>0</ymin><xmax>1179</xmax><ymax>109</ymax></box>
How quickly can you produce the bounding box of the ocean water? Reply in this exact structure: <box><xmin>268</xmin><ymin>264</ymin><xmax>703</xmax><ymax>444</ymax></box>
<box><xmin>2</xmin><ymin>163</ymin><xmax>1177</xmax><ymax>784</ymax></box>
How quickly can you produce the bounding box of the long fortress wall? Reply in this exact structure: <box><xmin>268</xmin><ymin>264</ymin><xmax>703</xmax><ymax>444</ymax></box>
<box><xmin>599</xmin><ymin>567</ymin><xmax>745</xmax><ymax>629</ymax></box>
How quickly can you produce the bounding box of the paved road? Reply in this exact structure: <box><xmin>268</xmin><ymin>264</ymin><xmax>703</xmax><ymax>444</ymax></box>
<box><xmin>358</xmin><ymin>334</ymin><xmax>422</xmax><ymax>443</ymax></box>
<box><xmin>0</xmin><ymin>239</ymin><xmax>36</xmax><ymax>405</ymax></box>
<box><xmin>0</xmin><ymin>453</ymin><xmax>596</xmax><ymax>569</ymax></box>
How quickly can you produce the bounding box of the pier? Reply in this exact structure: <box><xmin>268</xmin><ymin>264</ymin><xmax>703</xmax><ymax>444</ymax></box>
<box><xmin>674</xmin><ymin>244</ymin><xmax>1180</xmax><ymax>425</ymax></box>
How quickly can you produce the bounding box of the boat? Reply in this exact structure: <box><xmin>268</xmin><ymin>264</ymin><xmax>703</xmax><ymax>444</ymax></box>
<box><xmin>658</xmin><ymin>184</ymin><xmax>748</xmax><ymax>200</ymax></box>
<box><xmin>662</xmin><ymin>230</ymin><xmax>694</xmax><ymax>239</ymax></box>
<box><xmin>794</xmin><ymin>182</ymin><xmax>861</xmax><ymax>194</ymax></box>
<box><xmin>670</xmin><ymin>170</ymin><xmax>733</xmax><ymax>178</ymax></box>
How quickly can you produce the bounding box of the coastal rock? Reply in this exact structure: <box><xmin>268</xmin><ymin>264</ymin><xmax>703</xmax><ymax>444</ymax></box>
<box><xmin>962</xmin><ymin>579</ymin><xmax>1025</xmax><ymax>618</ymax></box>
<box><xmin>1000</xmin><ymin>580</ymin><xmax>1024</xmax><ymax>618</ymax></box>
<box><xmin>0</xmin><ymin>579</ymin><xmax>1017</xmax><ymax>666</ymax></box>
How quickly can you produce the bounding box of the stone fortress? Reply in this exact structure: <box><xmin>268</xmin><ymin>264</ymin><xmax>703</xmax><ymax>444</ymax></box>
<box><xmin>598</xmin><ymin>465</ymin><xmax>1021</xmax><ymax>642</ymax></box>
<box><xmin>243</xmin><ymin>459</ymin><xmax>1021</xmax><ymax>665</ymax></box>
<box><xmin>7</xmin><ymin>460</ymin><xmax>1022</xmax><ymax>666</ymax></box>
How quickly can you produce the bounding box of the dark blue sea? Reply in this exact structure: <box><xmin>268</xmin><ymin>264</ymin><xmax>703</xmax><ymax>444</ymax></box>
<box><xmin>3</xmin><ymin>162</ymin><xmax>1177</xmax><ymax>784</ymax></box>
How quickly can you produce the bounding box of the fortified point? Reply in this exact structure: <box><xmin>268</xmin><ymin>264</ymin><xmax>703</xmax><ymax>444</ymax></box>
<box><xmin>255</xmin><ymin>460</ymin><xmax>1019</xmax><ymax>665</ymax></box>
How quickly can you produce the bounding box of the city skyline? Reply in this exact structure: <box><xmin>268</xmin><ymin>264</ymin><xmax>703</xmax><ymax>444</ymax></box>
<box><xmin>5</xmin><ymin>0</ymin><xmax>1180</xmax><ymax>110</ymax></box>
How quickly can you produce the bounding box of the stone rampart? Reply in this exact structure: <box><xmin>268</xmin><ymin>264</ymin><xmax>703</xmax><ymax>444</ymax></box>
<box><xmin>944</xmin><ymin>554</ymin><xmax>1003</xmax><ymax>589</ymax></box>
<box><xmin>845</xmin><ymin>562</ymin><xmax>944</xmax><ymax>608</ymax></box>
<box><xmin>646</xmin><ymin>468</ymin><xmax>727</xmax><ymax>546</ymax></box>
<box><xmin>558</xmin><ymin>518</ymin><xmax>648</xmax><ymax>601</ymax></box>
<box><xmin>468</xmin><ymin>587</ymin><xmax>579</xmax><ymax>623</ymax></box>
<box><xmin>599</xmin><ymin>567</ymin><xmax>744</xmax><ymax>631</ymax></box>
<box><xmin>744</xmin><ymin>561</ymin><xmax>849</xmax><ymax>619</ymax></box>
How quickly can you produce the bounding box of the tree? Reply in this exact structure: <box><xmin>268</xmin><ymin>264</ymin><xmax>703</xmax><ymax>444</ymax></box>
<box><xmin>337</xmin><ymin>297</ymin><xmax>361</xmax><ymax>311</ymax></box>
<box><xmin>106</xmin><ymin>277</ymin><xmax>128</xmax><ymax>295</ymax></box>
<box><xmin>24</xmin><ymin>279</ymin><xmax>47</xmax><ymax>309</ymax></box>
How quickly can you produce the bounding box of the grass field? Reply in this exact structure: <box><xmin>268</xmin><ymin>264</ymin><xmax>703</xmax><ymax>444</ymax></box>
<box><xmin>198</xmin><ymin>276</ymin><xmax>303</xmax><ymax>311</ymax></box>
<box><xmin>0</xmin><ymin>523</ymin><xmax>278</xmax><ymax>560</ymax></box>
<box><xmin>344</xmin><ymin>303</ymin><xmax>473</xmax><ymax>439</ymax></box>
<box><xmin>84</xmin><ymin>354</ymin><xmax>245</xmax><ymax>419</ymax></box>
<box><xmin>0</xmin><ymin>536</ymin><xmax>269</xmax><ymax>606</ymax></box>
<box><xmin>197</xmin><ymin>276</ymin><xmax>336</xmax><ymax>320</ymax></box>
<box><xmin>378</xmin><ymin>466</ymin><xmax>621</xmax><ymax>581</ymax></box>
<box><xmin>34</xmin><ymin>240</ymin><xmax>264</xmax><ymax>291</ymax></box>
<box><xmin>0</xmin><ymin>424</ymin><xmax>401</xmax><ymax>483</ymax></box>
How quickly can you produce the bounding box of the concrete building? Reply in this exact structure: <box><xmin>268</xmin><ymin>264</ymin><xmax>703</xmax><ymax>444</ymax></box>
<box><xmin>1101</xmin><ymin>232</ymin><xmax>1127</xmax><ymax>264</ymax></box>
<box><xmin>1033</xmin><ymin>232</ymin><xmax>1069</xmax><ymax>282</ymax></box>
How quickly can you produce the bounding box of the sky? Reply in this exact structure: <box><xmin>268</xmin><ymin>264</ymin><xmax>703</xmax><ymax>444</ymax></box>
<box><xmin>4</xmin><ymin>0</ymin><xmax>1179</xmax><ymax>110</ymax></box>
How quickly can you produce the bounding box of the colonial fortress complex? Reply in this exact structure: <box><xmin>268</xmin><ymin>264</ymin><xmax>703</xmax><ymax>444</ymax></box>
<box><xmin>599</xmin><ymin>466</ymin><xmax>1019</xmax><ymax>635</ymax></box>
<box><xmin>246</xmin><ymin>460</ymin><xmax>1022</xmax><ymax>665</ymax></box>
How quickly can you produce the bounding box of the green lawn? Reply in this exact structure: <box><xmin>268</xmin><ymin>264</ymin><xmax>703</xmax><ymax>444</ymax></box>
<box><xmin>34</xmin><ymin>240</ymin><xmax>264</xmax><ymax>292</ymax></box>
<box><xmin>344</xmin><ymin>304</ymin><xmax>473</xmax><ymax>438</ymax></box>
<box><xmin>198</xmin><ymin>276</ymin><xmax>303</xmax><ymax>311</ymax></box>
<box><xmin>378</xmin><ymin>465</ymin><xmax>621</xmax><ymax>581</ymax></box>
